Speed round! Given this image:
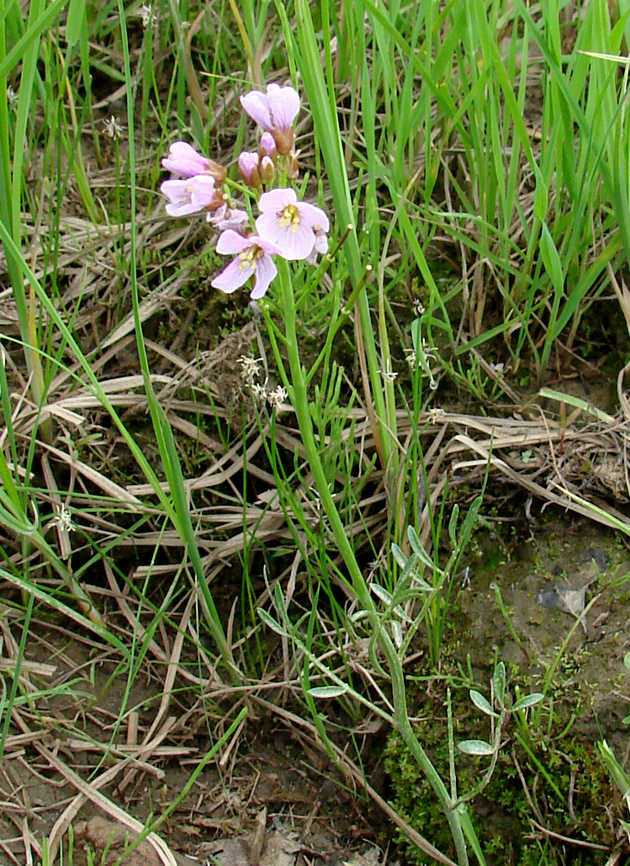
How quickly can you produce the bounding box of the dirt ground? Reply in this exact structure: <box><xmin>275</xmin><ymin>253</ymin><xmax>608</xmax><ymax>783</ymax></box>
<box><xmin>2</xmin><ymin>505</ymin><xmax>630</xmax><ymax>866</ymax></box>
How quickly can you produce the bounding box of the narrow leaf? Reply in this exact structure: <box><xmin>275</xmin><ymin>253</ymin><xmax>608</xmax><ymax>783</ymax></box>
<box><xmin>370</xmin><ymin>583</ymin><xmax>394</xmax><ymax>606</ymax></box>
<box><xmin>493</xmin><ymin>662</ymin><xmax>506</xmax><ymax>706</ymax></box>
<box><xmin>512</xmin><ymin>693</ymin><xmax>544</xmax><ymax>712</ymax></box>
<box><xmin>458</xmin><ymin>739</ymin><xmax>494</xmax><ymax>756</ymax></box>
<box><xmin>407</xmin><ymin>526</ymin><xmax>437</xmax><ymax>569</ymax></box>
<box><xmin>65</xmin><ymin>0</ymin><xmax>86</xmax><ymax>48</ymax></box>
<box><xmin>391</xmin><ymin>543</ymin><xmax>407</xmax><ymax>569</ymax></box>
<box><xmin>448</xmin><ymin>504</ymin><xmax>460</xmax><ymax>548</ymax></box>
<box><xmin>391</xmin><ymin>620</ymin><xmax>403</xmax><ymax>649</ymax></box>
<box><xmin>308</xmin><ymin>686</ymin><xmax>348</xmax><ymax>699</ymax></box>
<box><xmin>257</xmin><ymin>608</ymin><xmax>288</xmax><ymax>637</ymax></box>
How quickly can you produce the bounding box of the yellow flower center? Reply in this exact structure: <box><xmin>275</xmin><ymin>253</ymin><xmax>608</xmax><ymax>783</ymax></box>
<box><xmin>238</xmin><ymin>246</ymin><xmax>263</xmax><ymax>270</ymax></box>
<box><xmin>279</xmin><ymin>204</ymin><xmax>300</xmax><ymax>233</ymax></box>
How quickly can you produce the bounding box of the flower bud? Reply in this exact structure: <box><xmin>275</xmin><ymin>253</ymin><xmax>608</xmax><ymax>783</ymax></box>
<box><xmin>259</xmin><ymin>155</ymin><xmax>275</xmax><ymax>183</ymax></box>
<box><xmin>286</xmin><ymin>154</ymin><xmax>300</xmax><ymax>180</ymax></box>
<box><xmin>162</xmin><ymin>141</ymin><xmax>226</xmax><ymax>182</ymax></box>
<box><xmin>238</xmin><ymin>151</ymin><xmax>261</xmax><ymax>187</ymax></box>
<box><xmin>259</xmin><ymin>132</ymin><xmax>277</xmax><ymax>159</ymax></box>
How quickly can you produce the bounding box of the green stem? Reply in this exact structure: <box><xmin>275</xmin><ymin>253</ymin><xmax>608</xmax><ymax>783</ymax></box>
<box><xmin>276</xmin><ymin>258</ymin><xmax>469</xmax><ymax>865</ymax></box>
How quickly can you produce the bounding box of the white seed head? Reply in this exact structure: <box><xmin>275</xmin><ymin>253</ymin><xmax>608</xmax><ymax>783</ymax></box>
<box><xmin>103</xmin><ymin>116</ymin><xmax>125</xmax><ymax>139</ymax></box>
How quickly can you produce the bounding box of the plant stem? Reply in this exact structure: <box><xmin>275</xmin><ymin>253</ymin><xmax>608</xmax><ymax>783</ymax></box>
<box><xmin>276</xmin><ymin>258</ymin><xmax>470</xmax><ymax>865</ymax></box>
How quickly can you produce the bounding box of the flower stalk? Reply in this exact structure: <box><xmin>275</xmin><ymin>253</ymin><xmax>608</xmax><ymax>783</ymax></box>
<box><xmin>275</xmin><ymin>256</ymin><xmax>470</xmax><ymax>866</ymax></box>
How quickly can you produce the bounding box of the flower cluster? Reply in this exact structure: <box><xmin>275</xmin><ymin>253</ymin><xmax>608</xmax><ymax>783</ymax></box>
<box><xmin>159</xmin><ymin>83</ymin><xmax>329</xmax><ymax>299</ymax></box>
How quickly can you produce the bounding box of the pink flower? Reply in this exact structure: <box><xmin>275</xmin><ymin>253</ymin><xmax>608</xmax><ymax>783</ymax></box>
<box><xmin>240</xmin><ymin>83</ymin><xmax>300</xmax><ymax>154</ymax></box>
<box><xmin>305</xmin><ymin>228</ymin><xmax>329</xmax><ymax>265</ymax></box>
<box><xmin>255</xmin><ymin>188</ymin><xmax>329</xmax><ymax>261</ymax></box>
<box><xmin>162</xmin><ymin>141</ymin><xmax>226</xmax><ymax>182</ymax></box>
<box><xmin>211</xmin><ymin>231</ymin><xmax>283</xmax><ymax>299</ymax></box>
<box><xmin>160</xmin><ymin>175</ymin><xmax>219</xmax><ymax>216</ymax></box>
<box><xmin>207</xmin><ymin>204</ymin><xmax>250</xmax><ymax>233</ymax></box>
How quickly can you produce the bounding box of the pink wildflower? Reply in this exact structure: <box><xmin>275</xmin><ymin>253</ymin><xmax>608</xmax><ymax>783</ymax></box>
<box><xmin>240</xmin><ymin>83</ymin><xmax>300</xmax><ymax>154</ymax></box>
<box><xmin>160</xmin><ymin>175</ymin><xmax>220</xmax><ymax>217</ymax></box>
<box><xmin>305</xmin><ymin>228</ymin><xmax>329</xmax><ymax>265</ymax></box>
<box><xmin>207</xmin><ymin>204</ymin><xmax>250</xmax><ymax>233</ymax></box>
<box><xmin>211</xmin><ymin>230</ymin><xmax>283</xmax><ymax>299</ymax></box>
<box><xmin>255</xmin><ymin>188</ymin><xmax>329</xmax><ymax>261</ymax></box>
<box><xmin>162</xmin><ymin>141</ymin><xmax>226</xmax><ymax>182</ymax></box>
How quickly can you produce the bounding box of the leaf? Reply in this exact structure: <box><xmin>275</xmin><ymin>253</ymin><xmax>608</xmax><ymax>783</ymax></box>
<box><xmin>65</xmin><ymin>0</ymin><xmax>86</xmax><ymax>48</ymax></box>
<box><xmin>391</xmin><ymin>543</ymin><xmax>407</xmax><ymax>569</ymax></box>
<box><xmin>272</xmin><ymin>582</ymin><xmax>289</xmax><ymax>621</ymax></box>
<box><xmin>370</xmin><ymin>583</ymin><xmax>393</xmax><ymax>607</ymax></box>
<box><xmin>257</xmin><ymin>608</ymin><xmax>288</xmax><ymax>637</ymax></box>
<box><xmin>469</xmin><ymin>689</ymin><xmax>498</xmax><ymax>717</ymax></box>
<box><xmin>458</xmin><ymin>495</ymin><xmax>483</xmax><ymax>547</ymax></box>
<box><xmin>512</xmin><ymin>693</ymin><xmax>544</xmax><ymax>712</ymax></box>
<box><xmin>540</xmin><ymin>222</ymin><xmax>564</xmax><ymax>295</ymax></box>
<box><xmin>448</xmin><ymin>504</ymin><xmax>460</xmax><ymax>547</ymax></box>
<box><xmin>406</xmin><ymin>526</ymin><xmax>436</xmax><ymax>569</ymax></box>
<box><xmin>493</xmin><ymin>661</ymin><xmax>506</xmax><ymax>706</ymax></box>
<box><xmin>533</xmin><ymin>165</ymin><xmax>548</xmax><ymax>222</ymax></box>
<box><xmin>458</xmin><ymin>739</ymin><xmax>494</xmax><ymax>756</ymax></box>
<box><xmin>307</xmin><ymin>686</ymin><xmax>348</xmax><ymax>699</ymax></box>
<box><xmin>391</xmin><ymin>620</ymin><xmax>403</xmax><ymax>649</ymax></box>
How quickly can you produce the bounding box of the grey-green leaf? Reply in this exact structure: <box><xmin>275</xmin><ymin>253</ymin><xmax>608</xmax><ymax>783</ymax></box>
<box><xmin>470</xmin><ymin>689</ymin><xmax>498</xmax><ymax>717</ymax></box>
<box><xmin>458</xmin><ymin>739</ymin><xmax>494</xmax><ymax>756</ymax></box>
<box><xmin>512</xmin><ymin>693</ymin><xmax>544</xmax><ymax>712</ymax></box>
<box><xmin>257</xmin><ymin>608</ymin><xmax>288</xmax><ymax>637</ymax></box>
<box><xmin>307</xmin><ymin>686</ymin><xmax>348</xmax><ymax>699</ymax></box>
<box><xmin>493</xmin><ymin>661</ymin><xmax>506</xmax><ymax>706</ymax></box>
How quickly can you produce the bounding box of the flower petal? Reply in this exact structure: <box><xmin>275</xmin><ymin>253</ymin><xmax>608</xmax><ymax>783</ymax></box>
<box><xmin>216</xmin><ymin>230</ymin><xmax>252</xmax><ymax>255</ymax></box>
<box><xmin>250</xmin><ymin>256</ymin><xmax>278</xmax><ymax>299</ymax></box>
<box><xmin>258</xmin><ymin>188</ymin><xmax>297</xmax><ymax>214</ymax></box>
<box><xmin>162</xmin><ymin>141</ymin><xmax>210</xmax><ymax>177</ymax></box>
<box><xmin>266</xmin><ymin>84</ymin><xmax>300</xmax><ymax>131</ymax></box>
<box><xmin>209</xmin><ymin>206</ymin><xmax>250</xmax><ymax>233</ymax></box>
<box><xmin>189</xmin><ymin>175</ymin><xmax>217</xmax><ymax>208</ymax></box>
<box><xmin>211</xmin><ymin>259</ymin><xmax>254</xmax><ymax>294</ymax></box>
<box><xmin>161</xmin><ymin>176</ymin><xmax>216</xmax><ymax>216</ymax></box>
<box><xmin>240</xmin><ymin>91</ymin><xmax>273</xmax><ymax>131</ymax></box>
<box><xmin>294</xmin><ymin>201</ymin><xmax>330</xmax><ymax>233</ymax></box>
<box><xmin>255</xmin><ymin>211</ymin><xmax>316</xmax><ymax>260</ymax></box>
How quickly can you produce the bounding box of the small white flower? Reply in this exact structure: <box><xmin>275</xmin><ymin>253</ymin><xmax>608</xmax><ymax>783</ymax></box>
<box><xmin>403</xmin><ymin>347</ymin><xmax>417</xmax><ymax>367</ymax></box>
<box><xmin>51</xmin><ymin>504</ymin><xmax>74</xmax><ymax>533</ymax></box>
<box><xmin>103</xmin><ymin>116</ymin><xmax>125</xmax><ymax>139</ymax></box>
<box><xmin>412</xmin><ymin>299</ymin><xmax>425</xmax><ymax>317</ymax></box>
<box><xmin>237</xmin><ymin>354</ymin><xmax>263</xmax><ymax>386</ymax></box>
<box><xmin>140</xmin><ymin>3</ymin><xmax>158</xmax><ymax>27</ymax></box>
<box><xmin>380</xmin><ymin>364</ymin><xmax>397</xmax><ymax>383</ymax></box>
<box><xmin>420</xmin><ymin>339</ymin><xmax>437</xmax><ymax>362</ymax></box>
<box><xmin>306</xmin><ymin>486</ymin><xmax>322</xmax><ymax>514</ymax></box>
<box><xmin>251</xmin><ymin>382</ymin><xmax>268</xmax><ymax>405</ymax></box>
<box><xmin>267</xmin><ymin>385</ymin><xmax>288</xmax><ymax>409</ymax></box>
<box><xmin>428</xmin><ymin>407</ymin><xmax>445</xmax><ymax>423</ymax></box>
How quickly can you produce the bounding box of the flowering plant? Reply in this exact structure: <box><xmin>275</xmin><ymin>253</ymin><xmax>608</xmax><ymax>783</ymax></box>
<box><xmin>159</xmin><ymin>75</ymin><xmax>478</xmax><ymax>866</ymax></box>
<box><xmin>159</xmin><ymin>82</ymin><xmax>328</xmax><ymax>299</ymax></box>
